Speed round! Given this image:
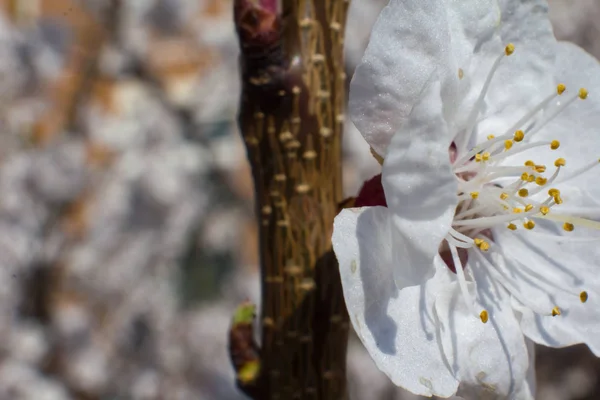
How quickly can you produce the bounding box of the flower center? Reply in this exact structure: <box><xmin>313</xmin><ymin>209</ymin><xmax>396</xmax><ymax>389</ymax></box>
<box><xmin>442</xmin><ymin>44</ymin><xmax>599</xmax><ymax>324</ymax></box>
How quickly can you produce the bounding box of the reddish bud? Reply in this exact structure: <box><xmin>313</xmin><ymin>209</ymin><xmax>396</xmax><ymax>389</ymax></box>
<box><xmin>355</xmin><ymin>174</ymin><xmax>387</xmax><ymax>208</ymax></box>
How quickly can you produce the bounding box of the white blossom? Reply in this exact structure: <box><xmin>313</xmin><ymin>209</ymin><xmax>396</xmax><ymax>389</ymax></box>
<box><xmin>333</xmin><ymin>0</ymin><xmax>600</xmax><ymax>398</ymax></box>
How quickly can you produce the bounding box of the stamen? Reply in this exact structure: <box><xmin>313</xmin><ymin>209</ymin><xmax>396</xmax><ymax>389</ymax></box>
<box><xmin>453</xmin><ymin>209</ymin><xmax>538</xmax><ymax>228</ymax></box>
<box><xmin>528</xmin><ymin>166</ymin><xmax>562</xmax><ymax>196</ymax></box>
<box><xmin>448</xmin><ymin>241</ymin><xmax>481</xmax><ymax>320</ymax></box>
<box><xmin>474</xmin><ymin>238</ymin><xmax>490</xmax><ymax>251</ymax></box>
<box><xmin>555</xmin><ymin>158</ymin><xmax>600</xmax><ymax>184</ymax></box>
<box><xmin>480</xmin><ymin>310</ymin><xmax>489</xmax><ymax>324</ymax></box>
<box><xmin>448</xmin><ymin>228</ymin><xmax>476</xmax><ymax>245</ymax></box>
<box><xmin>446</xmin><ymin>234</ymin><xmax>473</xmax><ymax>248</ymax></box>
<box><xmin>536</xmin><ymin>213</ymin><xmax>600</xmax><ymax>230</ymax></box>
<box><xmin>446</xmin><ymin>54</ymin><xmax>593</xmax><ymax>325</ymax></box>
<box><xmin>492</xmin><ymin>141</ymin><xmax>555</xmax><ymax>163</ymax></box>
<box><xmin>554</xmin><ymin>194</ymin><xmax>564</xmax><ymax>205</ymax></box>
<box><xmin>459</xmin><ymin>44</ymin><xmax>516</xmax><ymax>155</ymax></box>
<box><xmin>526</xmin><ymin>90</ymin><xmax>587</xmax><ymax>139</ymax></box>
<box><xmin>523</xmin><ymin>220</ymin><xmax>535</xmax><ymax>230</ymax></box>
<box><xmin>513</xmin><ymin>130</ymin><xmax>525</xmax><ymax>142</ymax></box>
<box><xmin>473</xmin><ymin>249</ymin><xmax>558</xmax><ymax>316</ymax></box>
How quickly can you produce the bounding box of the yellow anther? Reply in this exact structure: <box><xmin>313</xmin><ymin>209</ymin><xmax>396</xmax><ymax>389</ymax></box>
<box><xmin>535</xmin><ymin>176</ymin><xmax>547</xmax><ymax>186</ymax></box>
<box><xmin>482</xmin><ymin>152</ymin><xmax>491</xmax><ymax>161</ymax></box>
<box><xmin>579</xmin><ymin>88</ymin><xmax>588</xmax><ymax>100</ymax></box>
<box><xmin>505</xmin><ymin>43</ymin><xmax>515</xmax><ymax>56</ymax></box>
<box><xmin>555</xmin><ymin>158</ymin><xmax>566</xmax><ymax>167</ymax></box>
<box><xmin>458</xmin><ymin>68</ymin><xmax>464</xmax><ymax>79</ymax></box>
<box><xmin>535</xmin><ymin>165</ymin><xmax>546</xmax><ymax>173</ymax></box>
<box><xmin>518</xmin><ymin>188</ymin><xmax>529</xmax><ymax>197</ymax></box>
<box><xmin>525</xmin><ymin>204</ymin><xmax>533</xmax><ymax>212</ymax></box>
<box><xmin>507</xmin><ymin>223</ymin><xmax>517</xmax><ymax>230</ymax></box>
<box><xmin>540</xmin><ymin>206</ymin><xmax>550</xmax><ymax>215</ymax></box>
<box><xmin>500</xmin><ymin>192</ymin><xmax>509</xmax><ymax>200</ymax></box>
<box><xmin>480</xmin><ymin>310</ymin><xmax>489</xmax><ymax>323</ymax></box>
<box><xmin>521</xmin><ymin>172</ymin><xmax>529</xmax><ymax>181</ymax></box>
<box><xmin>548</xmin><ymin>188</ymin><xmax>560</xmax><ymax>197</ymax></box>
<box><xmin>474</xmin><ymin>238</ymin><xmax>490</xmax><ymax>251</ymax></box>
<box><xmin>557</xmin><ymin>83</ymin><xmax>566</xmax><ymax>95</ymax></box>
<box><xmin>524</xmin><ymin>160</ymin><xmax>535</xmax><ymax>167</ymax></box>
<box><xmin>514</xmin><ymin>130</ymin><xmax>525</xmax><ymax>142</ymax></box>
<box><xmin>554</xmin><ymin>194</ymin><xmax>564</xmax><ymax>205</ymax></box>
<box><xmin>550</xmin><ymin>140</ymin><xmax>560</xmax><ymax>150</ymax></box>
<box><xmin>513</xmin><ymin>207</ymin><xmax>523</xmax><ymax>214</ymax></box>
<box><xmin>487</xmin><ymin>134</ymin><xmax>495</xmax><ymax>140</ymax></box>
<box><xmin>502</xmin><ymin>205</ymin><xmax>509</xmax><ymax>210</ymax></box>
<box><xmin>470</xmin><ymin>192</ymin><xmax>479</xmax><ymax>199</ymax></box>
<box><xmin>475</xmin><ymin>153</ymin><xmax>483</xmax><ymax>162</ymax></box>
<box><xmin>580</xmin><ymin>291</ymin><xmax>588</xmax><ymax>303</ymax></box>
<box><xmin>504</xmin><ymin>140</ymin><xmax>513</xmax><ymax>150</ymax></box>
<box><xmin>523</xmin><ymin>220</ymin><xmax>536</xmax><ymax>230</ymax></box>
<box><xmin>563</xmin><ymin>222</ymin><xmax>575</xmax><ymax>232</ymax></box>
<box><xmin>527</xmin><ymin>175</ymin><xmax>535</xmax><ymax>183</ymax></box>
<box><xmin>552</xmin><ymin>306</ymin><xmax>561</xmax><ymax>316</ymax></box>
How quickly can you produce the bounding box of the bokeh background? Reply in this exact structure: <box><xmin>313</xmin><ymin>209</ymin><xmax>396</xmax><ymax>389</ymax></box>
<box><xmin>0</xmin><ymin>0</ymin><xmax>598</xmax><ymax>399</ymax></box>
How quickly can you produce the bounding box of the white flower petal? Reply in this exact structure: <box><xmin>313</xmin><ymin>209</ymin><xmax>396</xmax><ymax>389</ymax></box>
<box><xmin>435</xmin><ymin>281</ymin><xmax>531</xmax><ymax>399</ymax></box>
<box><xmin>527</xmin><ymin>42</ymin><xmax>600</xmax><ymax>189</ymax></box>
<box><xmin>349</xmin><ymin>0</ymin><xmax>457</xmax><ymax>156</ymax></box>
<box><xmin>490</xmin><ymin>184</ymin><xmax>600</xmax><ymax>354</ymax></box>
<box><xmin>332</xmin><ymin>207</ymin><xmax>459</xmax><ymax>397</ymax></box>
<box><xmin>444</xmin><ymin>0</ymin><xmax>501</xmax><ymax>65</ymax></box>
<box><xmin>444</xmin><ymin>0</ymin><xmax>501</xmax><ymax>89</ymax></box>
<box><xmin>443</xmin><ymin>0</ymin><xmax>503</xmax><ymax>138</ymax></box>
<box><xmin>497</xmin><ymin>242</ymin><xmax>600</xmax><ymax>355</ymax></box>
<box><xmin>497</xmin><ymin>0</ymin><xmax>554</xmax><ymax>50</ymax></box>
<box><xmin>382</xmin><ymin>81</ymin><xmax>457</xmax><ymax>289</ymax></box>
<box><xmin>470</xmin><ymin>0</ymin><xmax>556</xmax><ymax>145</ymax></box>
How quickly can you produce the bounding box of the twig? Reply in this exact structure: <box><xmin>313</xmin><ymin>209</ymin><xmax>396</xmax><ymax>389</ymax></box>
<box><xmin>231</xmin><ymin>0</ymin><xmax>351</xmax><ymax>398</ymax></box>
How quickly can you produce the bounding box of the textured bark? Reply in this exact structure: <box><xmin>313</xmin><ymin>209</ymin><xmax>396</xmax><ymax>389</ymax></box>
<box><xmin>231</xmin><ymin>0</ymin><xmax>350</xmax><ymax>398</ymax></box>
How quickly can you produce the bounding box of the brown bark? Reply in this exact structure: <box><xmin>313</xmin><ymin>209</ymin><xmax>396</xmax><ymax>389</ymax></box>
<box><xmin>230</xmin><ymin>0</ymin><xmax>351</xmax><ymax>398</ymax></box>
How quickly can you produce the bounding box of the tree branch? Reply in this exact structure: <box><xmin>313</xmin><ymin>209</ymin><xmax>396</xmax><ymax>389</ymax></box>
<box><xmin>230</xmin><ymin>0</ymin><xmax>350</xmax><ymax>398</ymax></box>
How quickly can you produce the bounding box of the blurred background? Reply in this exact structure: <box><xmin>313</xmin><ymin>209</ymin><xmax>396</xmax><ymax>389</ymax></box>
<box><xmin>0</xmin><ymin>0</ymin><xmax>598</xmax><ymax>399</ymax></box>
